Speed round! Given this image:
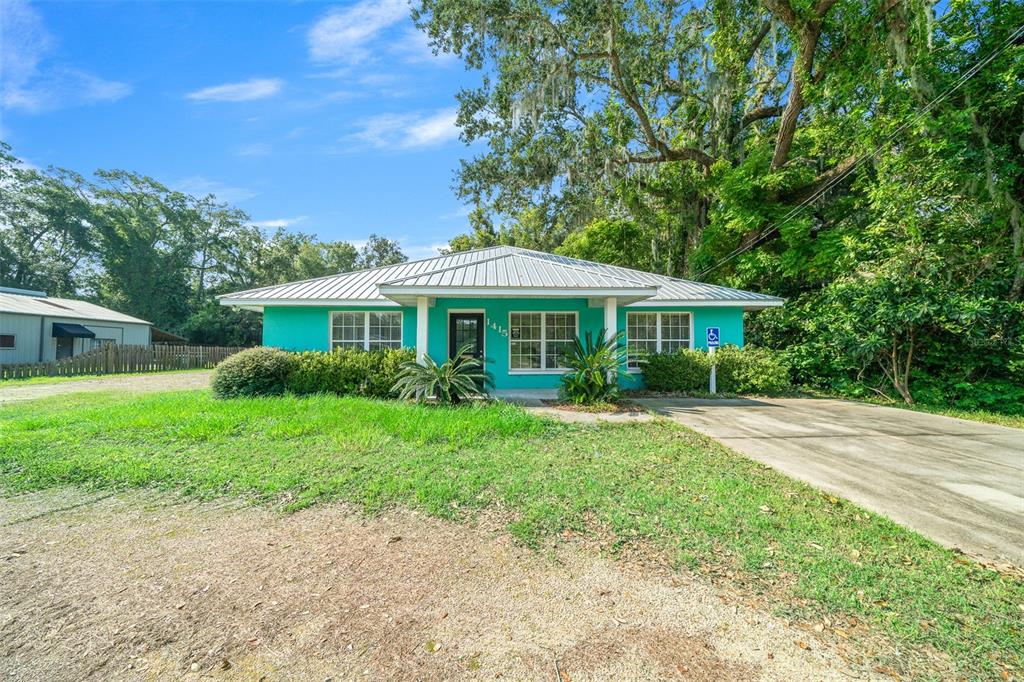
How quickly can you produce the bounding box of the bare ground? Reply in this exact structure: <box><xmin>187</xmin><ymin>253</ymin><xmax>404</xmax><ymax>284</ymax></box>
<box><xmin>0</xmin><ymin>489</ymin><xmax>882</xmax><ymax>681</ymax></box>
<box><xmin>0</xmin><ymin>371</ymin><xmax>212</xmax><ymax>403</ymax></box>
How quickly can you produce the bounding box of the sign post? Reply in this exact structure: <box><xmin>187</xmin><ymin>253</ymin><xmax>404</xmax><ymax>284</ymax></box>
<box><xmin>706</xmin><ymin>327</ymin><xmax>720</xmax><ymax>394</ymax></box>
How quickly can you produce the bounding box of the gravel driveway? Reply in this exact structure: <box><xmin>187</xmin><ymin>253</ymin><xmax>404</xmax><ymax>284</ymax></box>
<box><xmin>0</xmin><ymin>490</ymin><xmax>884</xmax><ymax>682</ymax></box>
<box><xmin>0</xmin><ymin>371</ymin><xmax>212</xmax><ymax>403</ymax></box>
<box><xmin>638</xmin><ymin>397</ymin><xmax>1024</xmax><ymax>566</ymax></box>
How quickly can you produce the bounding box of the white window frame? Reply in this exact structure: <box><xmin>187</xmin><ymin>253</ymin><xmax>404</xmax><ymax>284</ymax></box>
<box><xmin>508</xmin><ymin>311</ymin><xmax>579</xmax><ymax>375</ymax></box>
<box><xmin>0</xmin><ymin>333</ymin><xmax>14</xmax><ymax>350</ymax></box>
<box><xmin>329</xmin><ymin>311</ymin><xmax>403</xmax><ymax>351</ymax></box>
<box><xmin>626</xmin><ymin>312</ymin><xmax>694</xmax><ymax>372</ymax></box>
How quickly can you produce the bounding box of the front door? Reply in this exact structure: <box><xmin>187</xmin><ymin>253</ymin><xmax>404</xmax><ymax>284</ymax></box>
<box><xmin>55</xmin><ymin>336</ymin><xmax>74</xmax><ymax>360</ymax></box>
<box><xmin>449</xmin><ymin>312</ymin><xmax>484</xmax><ymax>360</ymax></box>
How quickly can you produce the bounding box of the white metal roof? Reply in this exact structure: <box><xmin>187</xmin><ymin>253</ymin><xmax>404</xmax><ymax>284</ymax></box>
<box><xmin>219</xmin><ymin>246</ymin><xmax>784</xmax><ymax>309</ymax></box>
<box><xmin>0</xmin><ymin>291</ymin><xmax>151</xmax><ymax>325</ymax></box>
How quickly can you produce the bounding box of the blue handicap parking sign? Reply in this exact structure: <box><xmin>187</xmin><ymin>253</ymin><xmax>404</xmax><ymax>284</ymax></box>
<box><xmin>706</xmin><ymin>327</ymin><xmax>720</xmax><ymax>348</ymax></box>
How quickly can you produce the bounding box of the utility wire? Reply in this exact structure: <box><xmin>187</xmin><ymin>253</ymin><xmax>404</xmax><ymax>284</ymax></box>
<box><xmin>696</xmin><ymin>22</ymin><xmax>1024</xmax><ymax>279</ymax></box>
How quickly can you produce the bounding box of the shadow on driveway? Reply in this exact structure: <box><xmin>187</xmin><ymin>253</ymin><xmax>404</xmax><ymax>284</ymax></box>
<box><xmin>637</xmin><ymin>397</ymin><xmax>1024</xmax><ymax>567</ymax></box>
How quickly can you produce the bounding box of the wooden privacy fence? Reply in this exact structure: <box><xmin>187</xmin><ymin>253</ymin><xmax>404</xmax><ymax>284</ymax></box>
<box><xmin>0</xmin><ymin>344</ymin><xmax>246</xmax><ymax>380</ymax></box>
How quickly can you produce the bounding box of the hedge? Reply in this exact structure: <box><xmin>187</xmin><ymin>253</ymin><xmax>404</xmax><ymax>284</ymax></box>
<box><xmin>212</xmin><ymin>346</ymin><xmax>414</xmax><ymax>399</ymax></box>
<box><xmin>642</xmin><ymin>345</ymin><xmax>791</xmax><ymax>395</ymax></box>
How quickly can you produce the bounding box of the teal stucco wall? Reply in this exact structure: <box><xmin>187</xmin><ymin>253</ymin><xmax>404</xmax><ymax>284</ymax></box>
<box><xmin>261</xmin><ymin>300</ymin><xmax>745</xmax><ymax>390</ymax></box>
<box><xmin>263</xmin><ymin>305</ymin><xmax>416</xmax><ymax>352</ymax></box>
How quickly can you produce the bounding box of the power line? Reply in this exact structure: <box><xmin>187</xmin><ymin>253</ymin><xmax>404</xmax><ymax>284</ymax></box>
<box><xmin>695</xmin><ymin>22</ymin><xmax>1024</xmax><ymax>279</ymax></box>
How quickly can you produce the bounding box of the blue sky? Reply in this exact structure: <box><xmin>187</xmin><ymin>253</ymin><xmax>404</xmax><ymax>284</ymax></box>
<box><xmin>0</xmin><ymin>0</ymin><xmax>480</xmax><ymax>259</ymax></box>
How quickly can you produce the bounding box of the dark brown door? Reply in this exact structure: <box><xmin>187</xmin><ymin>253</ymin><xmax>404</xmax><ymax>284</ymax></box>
<box><xmin>55</xmin><ymin>336</ymin><xmax>73</xmax><ymax>360</ymax></box>
<box><xmin>449</xmin><ymin>313</ymin><xmax>484</xmax><ymax>360</ymax></box>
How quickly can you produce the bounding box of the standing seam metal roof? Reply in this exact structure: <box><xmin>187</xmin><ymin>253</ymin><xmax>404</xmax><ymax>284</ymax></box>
<box><xmin>218</xmin><ymin>246</ymin><xmax>781</xmax><ymax>304</ymax></box>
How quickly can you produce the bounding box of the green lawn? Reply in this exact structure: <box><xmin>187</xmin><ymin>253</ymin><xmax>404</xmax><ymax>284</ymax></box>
<box><xmin>1</xmin><ymin>391</ymin><xmax>1020</xmax><ymax>679</ymax></box>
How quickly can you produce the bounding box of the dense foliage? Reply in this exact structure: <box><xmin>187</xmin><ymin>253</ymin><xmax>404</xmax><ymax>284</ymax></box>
<box><xmin>211</xmin><ymin>347</ymin><xmax>296</xmax><ymax>399</ymax></box>
<box><xmin>559</xmin><ymin>329</ymin><xmax>627</xmax><ymax>403</ymax></box>
<box><xmin>287</xmin><ymin>347</ymin><xmax>414</xmax><ymax>398</ymax></box>
<box><xmin>415</xmin><ymin>0</ymin><xmax>1023</xmax><ymax>407</ymax></box>
<box><xmin>643</xmin><ymin>345</ymin><xmax>792</xmax><ymax>395</ymax></box>
<box><xmin>0</xmin><ymin>143</ymin><xmax>408</xmax><ymax>346</ymax></box>
<box><xmin>392</xmin><ymin>344</ymin><xmax>493</xmax><ymax>404</ymax></box>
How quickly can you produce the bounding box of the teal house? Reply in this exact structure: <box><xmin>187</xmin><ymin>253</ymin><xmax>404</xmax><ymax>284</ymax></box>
<box><xmin>219</xmin><ymin>246</ymin><xmax>782</xmax><ymax>395</ymax></box>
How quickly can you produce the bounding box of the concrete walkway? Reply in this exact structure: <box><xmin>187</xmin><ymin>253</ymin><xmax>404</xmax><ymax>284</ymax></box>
<box><xmin>0</xmin><ymin>370</ymin><xmax>212</xmax><ymax>404</ymax></box>
<box><xmin>636</xmin><ymin>398</ymin><xmax>1024</xmax><ymax>566</ymax></box>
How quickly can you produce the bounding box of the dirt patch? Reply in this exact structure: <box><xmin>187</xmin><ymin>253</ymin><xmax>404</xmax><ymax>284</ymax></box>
<box><xmin>541</xmin><ymin>399</ymin><xmax>647</xmax><ymax>414</ymax></box>
<box><xmin>0</xmin><ymin>489</ymin><xmax>880</xmax><ymax>681</ymax></box>
<box><xmin>0</xmin><ymin>371</ymin><xmax>211</xmax><ymax>403</ymax></box>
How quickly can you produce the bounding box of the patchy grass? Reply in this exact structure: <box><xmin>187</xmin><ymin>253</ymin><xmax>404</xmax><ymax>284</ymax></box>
<box><xmin>0</xmin><ymin>368</ymin><xmax>209</xmax><ymax>387</ymax></box>
<box><xmin>875</xmin><ymin>401</ymin><xmax>1024</xmax><ymax>430</ymax></box>
<box><xmin>0</xmin><ymin>390</ymin><xmax>1020</xmax><ymax>678</ymax></box>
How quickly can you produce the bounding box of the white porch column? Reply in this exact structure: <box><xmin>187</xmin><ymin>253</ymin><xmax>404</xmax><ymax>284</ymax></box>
<box><xmin>603</xmin><ymin>296</ymin><xmax>617</xmax><ymax>340</ymax></box>
<box><xmin>416</xmin><ymin>296</ymin><xmax>429</xmax><ymax>364</ymax></box>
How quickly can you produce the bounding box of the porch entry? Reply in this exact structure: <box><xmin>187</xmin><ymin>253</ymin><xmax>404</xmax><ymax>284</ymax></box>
<box><xmin>448</xmin><ymin>312</ymin><xmax>484</xmax><ymax>360</ymax></box>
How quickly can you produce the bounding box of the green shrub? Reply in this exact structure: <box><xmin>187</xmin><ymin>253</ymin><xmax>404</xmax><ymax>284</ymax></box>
<box><xmin>287</xmin><ymin>347</ymin><xmax>414</xmax><ymax>398</ymax></box>
<box><xmin>643</xmin><ymin>348</ymin><xmax>709</xmax><ymax>393</ymax></box>
<box><xmin>211</xmin><ymin>347</ymin><xmax>296</xmax><ymax>398</ymax></box>
<box><xmin>560</xmin><ymin>329</ymin><xmax>627</xmax><ymax>404</ymax></box>
<box><xmin>641</xmin><ymin>345</ymin><xmax>792</xmax><ymax>395</ymax></box>
<box><xmin>714</xmin><ymin>345</ymin><xmax>793</xmax><ymax>394</ymax></box>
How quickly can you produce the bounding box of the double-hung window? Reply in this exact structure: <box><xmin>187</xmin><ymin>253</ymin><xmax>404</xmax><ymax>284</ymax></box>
<box><xmin>331</xmin><ymin>311</ymin><xmax>402</xmax><ymax>351</ymax></box>
<box><xmin>509</xmin><ymin>312</ymin><xmax>577</xmax><ymax>371</ymax></box>
<box><xmin>626</xmin><ymin>312</ymin><xmax>691</xmax><ymax>369</ymax></box>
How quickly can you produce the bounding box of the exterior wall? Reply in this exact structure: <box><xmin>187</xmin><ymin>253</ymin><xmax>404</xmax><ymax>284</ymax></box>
<box><xmin>0</xmin><ymin>313</ymin><xmax>151</xmax><ymax>364</ymax></box>
<box><xmin>0</xmin><ymin>312</ymin><xmax>42</xmax><ymax>364</ymax></box>
<box><xmin>261</xmin><ymin>300</ymin><xmax>746</xmax><ymax>392</ymax></box>
<box><xmin>618</xmin><ymin>305</ymin><xmax>744</xmax><ymax>390</ymax></box>
<box><xmin>426</xmin><ymin>297</ymin><xmax>603</xmax><ymax>390</ymax></box>
<box><xmin>263</xmin><ymin>305</ymin><xmax>416</xmax><ymax>352</ymax></box>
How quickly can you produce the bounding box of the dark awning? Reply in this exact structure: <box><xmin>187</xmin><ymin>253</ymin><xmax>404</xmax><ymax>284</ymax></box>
<box><xmin>51</xmin><ymin>322</ymin><xmax>96</xmax><ymax>338</ymax></box>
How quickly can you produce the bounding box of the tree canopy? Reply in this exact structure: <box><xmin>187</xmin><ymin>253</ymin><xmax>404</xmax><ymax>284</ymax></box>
<box><xmin>417</xmin><ymin>0</ymin><xmax>1023</xmax><ymax>406</ymax></box>
<box><xmin>0</xmin><ymin>143</ymin><xmax>407</xmax><ymax>346</ymax></box>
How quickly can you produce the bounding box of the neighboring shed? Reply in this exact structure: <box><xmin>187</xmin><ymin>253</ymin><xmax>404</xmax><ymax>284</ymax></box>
<box><xmin>0</xmin><ymin>287</ymin><xmax>152</xmax><ymax>364</ymax></box>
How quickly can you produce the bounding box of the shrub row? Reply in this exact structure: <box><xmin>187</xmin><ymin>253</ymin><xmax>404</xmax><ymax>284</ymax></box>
<box><xmin>212</xmin><ymin>346</ymin><xmax>414</xmax><ymax>399</ymax></box>
<box><xmin>642</xmin><ymin>345</ymin><xmax>791</xmax><ymax>395</ymax></box>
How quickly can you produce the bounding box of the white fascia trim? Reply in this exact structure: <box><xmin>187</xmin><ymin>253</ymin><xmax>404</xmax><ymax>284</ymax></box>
<box><xmin>378</xmin><ymin>286</ymin><xmax>659</xmax><ymax>298</ymax></box>
<box><xmin>626</xmin><ymin>299</ymin><xmax>784</xmax><ymax>308</ymax></box>
<box><xmin>219</xmin><ymin>297</ymin><xmax>400</xmax><ymax>308</ymax></box>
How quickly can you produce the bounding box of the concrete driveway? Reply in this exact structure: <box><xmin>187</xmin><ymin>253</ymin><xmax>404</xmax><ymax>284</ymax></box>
<box><xmin>637</xmin><ymin>398</ymin><xmax>1024</xmax><ymax>566</ymax></box>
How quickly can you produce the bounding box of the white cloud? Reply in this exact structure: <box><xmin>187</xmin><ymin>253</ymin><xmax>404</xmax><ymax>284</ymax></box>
<box><xmin>252</xmin><ymin>216</ymin><xmax>307</xmax><ymax>229</ymax></box>
<box><xmin>392</xmin><ymin>26</ymin><xmax>456</xmax><ymax>65</ymax></box>
<box><xmin>236</xmin><ymin>142</ymin><xmax>271</xmax><ymax>157</ymax></box>
<box><xmin>349</xmin><ymin>108</ymin><xmax>459</xmax><ymax>150</ymax></box>
<box><xmin>186</xmin><ymin>78</ymin><xmax>283</xmax><ymax>103</ymax></box>
<box><xmin>1</xmin><ymin>0</ymin><xmax>131</xmax><ymax>112</ymax></box>
<box><xmin>174</xmin><ymin>176</ymin><xmax>257</xmax><ymax>204</ymax></box>
<box><xmin>402</xmin><ymin>241</ymin><xmax>447</xmax><ymax>260</ymax></box>
<box><xmin>307</xmin><ymin>0</ymin><xmax>409</xmax><ymax>64</ymax></box>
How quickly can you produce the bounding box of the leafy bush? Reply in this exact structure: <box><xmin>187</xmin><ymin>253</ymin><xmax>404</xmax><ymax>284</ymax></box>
<box><xmin>560</xmin><ymin>329</ymin><xmax>627</xmax><ymax>404</ymax></box>
<box><xmin>287</xmin><ymin>347</ymin><xmax>413</xmax><ymax>398</ymax></box>
<box><xmin>211</xmin><ymin>347</ymin><xmax>296</xmax><ymax>398</ymax></box>
<box><xmin>714</xmin><ymin>345</ymin><xmax>793</xmax><ymax>394</ymax></box>
<box><xmin>392</xmin><ymin>344</ymin><xmax>493</xmax><ymax>404</ymax></box>
<box><xmin>642</xmin><ymin>345</ymin><xmax>792</xmax><ymax>395</ymax></box>
<box><xmin>643</xmin><ymin>348</ymin><xmax>710</xmax><ymax>393</ymax></box>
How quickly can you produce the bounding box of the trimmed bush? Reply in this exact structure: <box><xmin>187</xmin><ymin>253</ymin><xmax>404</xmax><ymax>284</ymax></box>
<box><xmin>211</xmin><ymin>347</ymin><xmax>295</xmax><ymax>398</ymax></box>
<box><xmin>641</xmin><ymin>345</ymin><xmax>792</xmax><ymax>395</ymax></box>
<box><xmin>286</xmin><ymin>347</ymin><xmax>414</xmax><ymax>398</ymax></box>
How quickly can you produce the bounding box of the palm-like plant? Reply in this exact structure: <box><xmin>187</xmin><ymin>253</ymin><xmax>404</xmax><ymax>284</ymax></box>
<box><xmin>560</xmin><ymin>329</ymin><xmax>628</xmax><ymax>404</ymax></box>
<box><xmin>392</xmin><ymin>343</ymin><xmax>493</xmax><ymax>405</ymax></box>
